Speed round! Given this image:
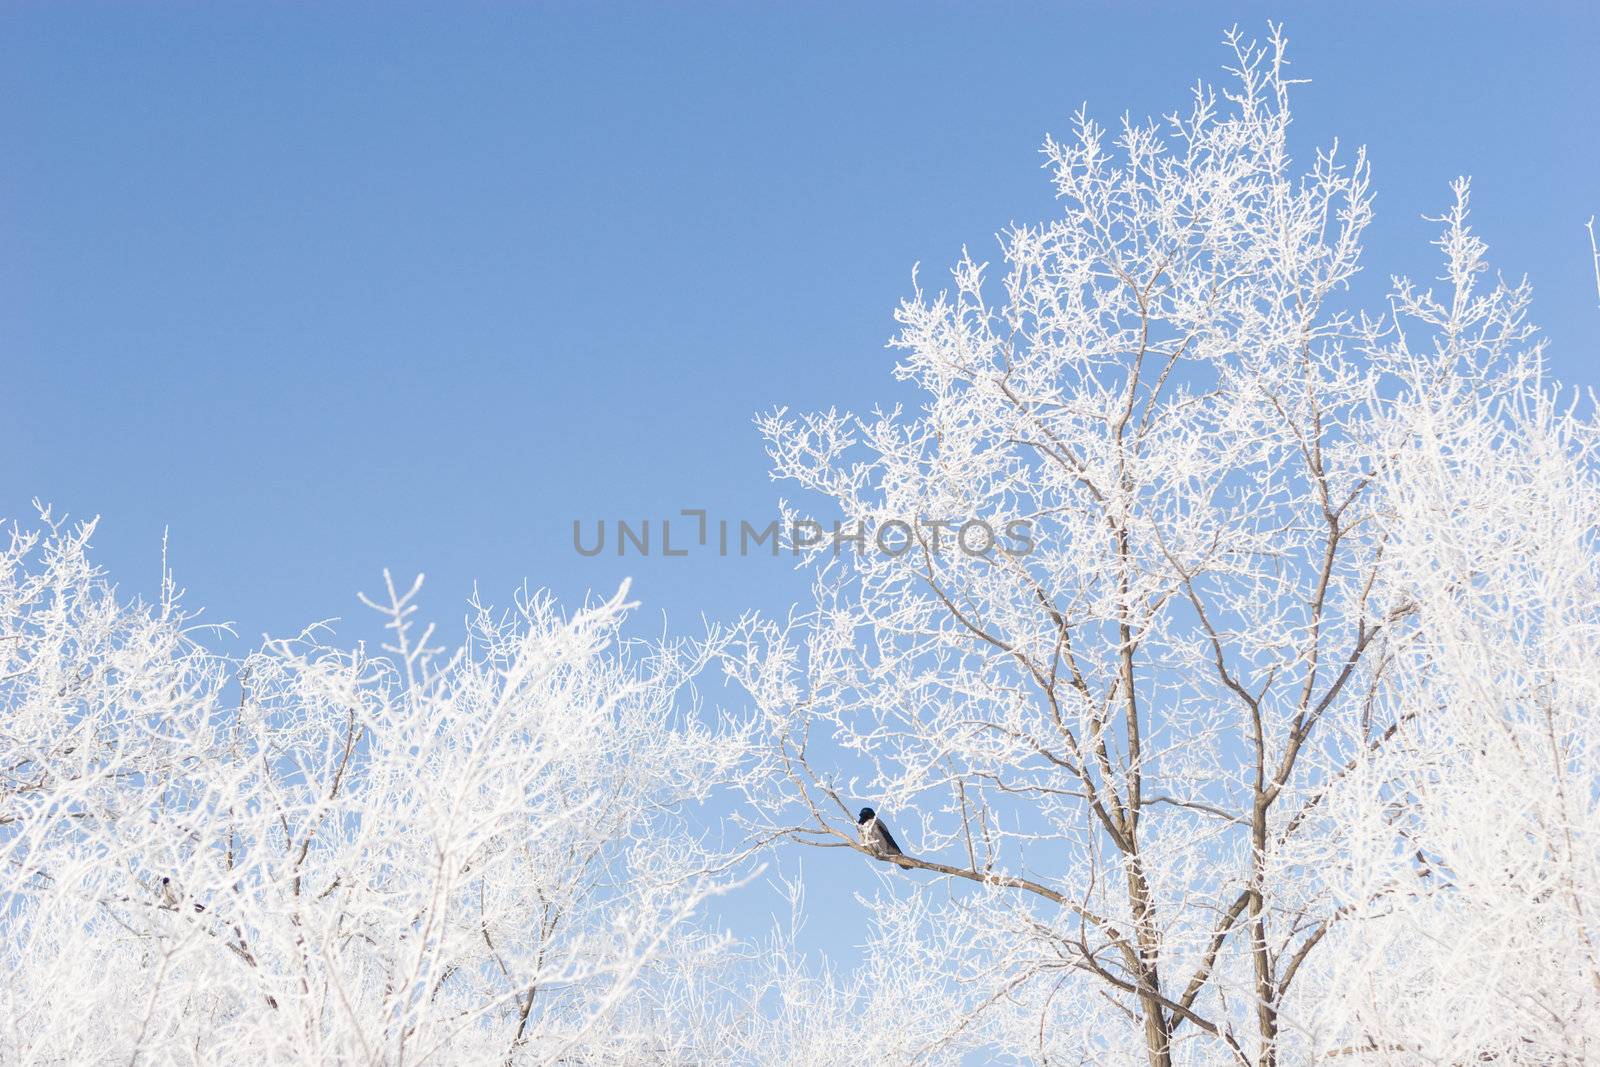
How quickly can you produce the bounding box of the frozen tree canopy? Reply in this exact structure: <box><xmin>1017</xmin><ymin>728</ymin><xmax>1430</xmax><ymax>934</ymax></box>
<box><xmin>4</xmin><ymin>25</ymin><xmax>1598</xmax><ymax>1067</ymax></box>
<box><xmin>0</xmin><ymin>521</ymin><xmax>751</xmax><ymax>1064</ymax></box>
<box><xmin>727</xmin><ymin>28</ymin><xmax>1600</xmax><ymax>1067</ymax></box>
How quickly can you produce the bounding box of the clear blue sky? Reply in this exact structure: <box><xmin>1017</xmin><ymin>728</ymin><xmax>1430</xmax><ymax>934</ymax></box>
<box><xmin>5</xmin><ymin>1</ymin><xmax>1598</xmax><ymax>964</ymax></box>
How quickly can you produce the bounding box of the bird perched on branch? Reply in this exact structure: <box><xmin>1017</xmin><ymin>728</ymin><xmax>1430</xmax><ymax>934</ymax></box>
<box><xmin>857</xmin><ymin>807</ymin><xmax>911</xmax><ymax>868</ymax></box>
<box><xmin>160</xmin><ymin>876</ymin><xmax>205</xmax><ymax>913</ymax></box>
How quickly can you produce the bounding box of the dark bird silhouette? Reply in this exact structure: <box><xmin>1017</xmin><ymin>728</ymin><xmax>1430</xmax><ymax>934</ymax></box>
<box><xmin>857</xmin><ymin>807</ymin><xmax>911</xmax><ymax>868</ymax></box>
<box><xmin>160</xmin><ymin>876</ymin><xmax>205</xmax><ymax>913</ymax></box>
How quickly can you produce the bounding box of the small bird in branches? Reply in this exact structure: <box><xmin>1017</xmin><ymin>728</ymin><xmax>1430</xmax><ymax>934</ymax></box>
<box><xmin>160</xmin><ymin>876</ymin><xmax>205</xmax><ymax>913</ymax></box>
<box><xmin>857</xmin><ymin>807</ymin><xmax>911</xmax><ymax>869</ymax></box>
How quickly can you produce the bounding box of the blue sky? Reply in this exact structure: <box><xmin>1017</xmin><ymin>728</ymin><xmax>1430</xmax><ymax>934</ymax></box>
<box><xmin>5</xmin><ymin>1</ymin><xmax>1599</xmax><ymax>963</ymax></box>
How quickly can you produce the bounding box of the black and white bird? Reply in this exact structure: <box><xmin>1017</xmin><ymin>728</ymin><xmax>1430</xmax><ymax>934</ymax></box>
<box><xmin>160</xmin><ymin>876</ymin><xmax>205</xmax><ymax>913</ymax></box>
<box><xmin>857</xmin><ymin>807</ymin><xmax>911</xmax><ymax>868</ymax></box>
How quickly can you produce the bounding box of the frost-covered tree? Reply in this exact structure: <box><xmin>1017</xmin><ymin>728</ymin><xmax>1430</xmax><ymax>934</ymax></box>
<box><xmin>0</xmin><ymin>510</ymin><xmax>748</xmax><ymax>1065</ymax></box>
<box><xmin>1311</xmin><ymin>204</ymin><xmax>1600</xmax><ymax>1064</ymax></box>
<box><xmin>725</xmin><ymin>28</ymin><xmax>1600</xmax><ymax>1067</ymax></box>
<box><xmin>6</xmin><ymin>26</ymin><xmax>1599</xmax><ymax>1067</ymax></box>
